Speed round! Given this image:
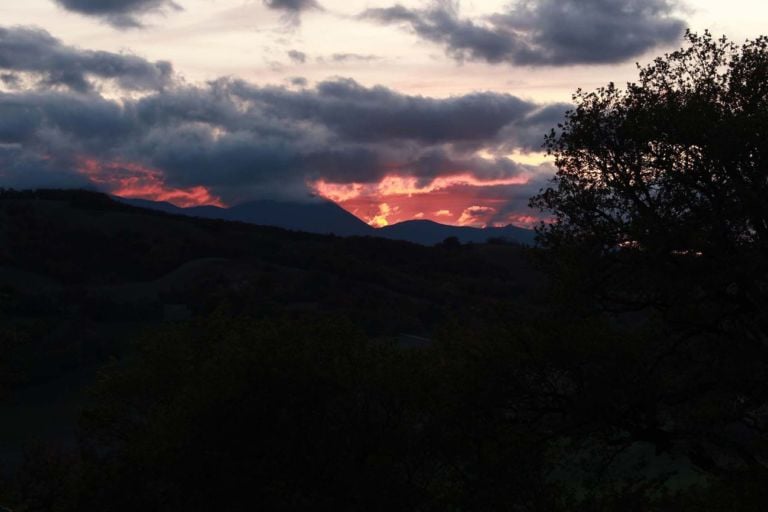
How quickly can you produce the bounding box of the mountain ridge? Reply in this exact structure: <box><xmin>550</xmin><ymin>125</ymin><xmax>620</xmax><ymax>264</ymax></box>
<box><xmin>117</xmin><ymin>197</ymin><xmax>536</xmax><ymax>246</ymax></box>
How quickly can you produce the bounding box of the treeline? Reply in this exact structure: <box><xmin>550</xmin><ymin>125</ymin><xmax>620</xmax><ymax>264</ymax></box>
<box><xmin>4</xmin><ymin>309</ymin><xmax>766</xmax><ymax>511</ymax></box>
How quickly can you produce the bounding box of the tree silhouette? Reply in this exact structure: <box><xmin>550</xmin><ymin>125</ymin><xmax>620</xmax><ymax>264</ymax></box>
<box><xmin>530</xmin><ymin>31</ymin><xmax>768</xmax><ymax>478</ymax></box>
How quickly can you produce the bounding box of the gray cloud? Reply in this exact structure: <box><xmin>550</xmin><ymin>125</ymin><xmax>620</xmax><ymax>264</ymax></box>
<box><xmin>0</xmin><ymin>78</ymin><xmax>559</xmax><ymax>203</ymax></box>
<box><xmin>0</xmin><ymin>144</ymin><xmax>92</xmax><ymax>190</ymax></box>
<box><xmin>288</xmin><ymin>77</ymin><xmax>308</xmax><ymax>87</ymax></box>
<box><xmin>493</xmin><ymin>103</ymin><xmax>571</xmax><ymax>153</ymax></box>
<box><xmin>481</xmin><ymin>175</ymin><xmax>555</xmax><ymax>225</ymax></box>
<box><xmin>53</xmin><ymin>0</ymin><xmax>179</xmax><ymax>28</ymax></box>
<box><xmin>264</xmin><ymin>0</ymin><xmax>320</xmax><ymax>12</ymax></box>
<box><xmin>330</xmin><ymin>53</ymin><xmax>382</xmax><ymax>63</ymax></box>
<box><xmin>231</xmin><ymin>77</ymin><xmax>544</xmax><ymax>146</ymax></box>
<box><xmin>264</xmin><ymin>0</ymin><xmax>321</xmax><ymax>25</ymax></box>
<box><xmin>122</xmin><ymin>77</ymin><xmax>557</xmax><ymax>199</ymax></box>
<box><xmin>0</xmin><ymin>26</ymin><xmax>560</xmax><ymax>208</ymax></box>
<box><xmin>362</xmin><ymin>0</ymin><xmax>686</xmax><ymax>66</ymax></box>
<box><xmin>0</xmin><ymin>26</ymin><xmax>172</xmax><ymax>92</ymax></box>
<box><xmin>287</xmin><ymin>50</ymin><xmax>307</xmax><ymax>64</ymax></box>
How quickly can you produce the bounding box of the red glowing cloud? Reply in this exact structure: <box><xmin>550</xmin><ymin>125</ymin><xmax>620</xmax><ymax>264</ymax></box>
<box><xmin>313</xmin><ymin>173</ymin><xmax>538</xmax><ymax>228</ymax></box>
<box><xmin>77</xmin><ymin>157</ymin><xmax>223</xmax><ymax>208</ymax></box>
<box><xmin>74</xmin><ymin>158</ymin><xmax>540</xmax><ymax>228</ymax></box>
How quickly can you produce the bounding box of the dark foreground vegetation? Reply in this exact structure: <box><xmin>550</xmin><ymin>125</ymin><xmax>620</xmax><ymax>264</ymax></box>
<box><xmin>2</xmin><ymin>31</ymin><xmax>768</xmax><ymax>510</ymax></box>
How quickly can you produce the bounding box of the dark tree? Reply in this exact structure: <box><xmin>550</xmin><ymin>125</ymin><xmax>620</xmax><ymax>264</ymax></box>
<box><xmin>532</xmin><ymin>30</ymin><xmax>768</xmax><ymax>330</ymax></box>
<box><xmin>439</xmin><ymin>236</ymin><xmax>461</xmax><ymax>249</ymax></box>
<box><xmin>530</xmin><ymin>31</ymin><xmax>768</xmax><ymax>479</ymax></box>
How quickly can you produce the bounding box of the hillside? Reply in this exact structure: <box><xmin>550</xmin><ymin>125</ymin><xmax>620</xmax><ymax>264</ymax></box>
<box><xmin>0</xmin><ymin>189</ymin><xmax>539</xmax><ymax>465</ymax></box>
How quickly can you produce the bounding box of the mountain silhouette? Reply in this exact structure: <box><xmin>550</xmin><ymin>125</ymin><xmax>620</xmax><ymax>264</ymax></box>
<box><xmin>120</xmin><ymin>197</ymin><xmax>375</xmax><ymax>237</ymax></box>
<box><xmin>118</xmin><ymin>197</ymin><xmax>535</xmax><ymax>245</ymax></box>
<box><xmin>379</xmin><ymin>219</ymin><xmax>536</xmax><ymax>246</ymax></box>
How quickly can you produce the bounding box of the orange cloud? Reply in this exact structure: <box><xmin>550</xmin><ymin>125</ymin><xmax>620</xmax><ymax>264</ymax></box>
<box><xmin>458</xmin><ymin>206</ymin><xmax>496</xmax><ymax>227</ymax></box>
<box><xmin>77</xmin><ymin>157</ymin><xmax>223</xmax><ymax>208</ymax></box>
<box><xmin>316</xmin><ymin>173</ymin><xmax>529</xmax><ymax>202</ymax></box>
<box><xmin>500</xmin><ymin>214</ymin><xmax>540</xmax><ymax>229</ymax></box>
<box><xmin>312</xmin><ymin>173</ymin><xmax>534</xmax><ymax>228</ymax></box>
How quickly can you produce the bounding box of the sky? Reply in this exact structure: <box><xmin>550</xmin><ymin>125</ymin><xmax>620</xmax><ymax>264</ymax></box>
<box><xmin>0</xmin><ymin>0</ymin><xmax>765</xmax><ymax>228</ymax></box>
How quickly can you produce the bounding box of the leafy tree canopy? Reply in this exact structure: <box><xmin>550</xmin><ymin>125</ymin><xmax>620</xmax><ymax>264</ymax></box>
<box><xmin>532</xmin><ymin>30</ymin><xmax>768</xmax><ymax>330</ymax></box>
<box><xmin>530</xmin><ymin>30</ymin><xmax>768</xmax><ymax>480</ymax></box>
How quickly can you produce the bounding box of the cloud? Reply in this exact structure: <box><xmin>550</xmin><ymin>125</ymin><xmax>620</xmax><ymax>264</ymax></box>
<box><xmin>0</xmin><ymin>26</ymin><xmax>560</xmax><ymax>224</ymax></box>
<box><xmin>53</xmin><ymin>0</ymin><xmax>180</xmax><ymax>28</ymax></box>
<box><xmin>264</xmin><ymin>0</ymin><xmax>321</xmax><ymax>25</ymax></box>
<box><xmin>288</xmin><ymin>77</ymin><xmax>308</xmax><ymax>87</ymax></box>
<box><xmin>231</xmin><ymin>77</ymin><xmax>549</xmax><ymax>148</ymax></box>
<box><xmin>315</xmin><ymin>170</ymin><xmax>552</xmax><ymax>227</ymax></box>
<box><xmin>458</xmin><ymin>205</ymin><xmax>495</xmax><ymax>226</ymax></box>
<box><xmin>264</xmin><ymin>0</ymin><xmax>319</xmax><ymax>11</ymax></box>
<box><xmin>287</xmin><ymin>50</ymin><xmax>307</xmax><ymax>64</ymax></box>
<box><xmin>0</xmin><ymin>77</ymin><xmax>555</xmax><ymax>203</ymax></box>
<box><xmin>330</xmin><ymin>53</ymin><xmax>382</xmax><ymax>63</ymax></box>
<box><xmin>362</xmin><ymin>0</ymin><xmax>686</xmax><ymax>66</ymax></box>
<box><xmin>0</xmin><ymin>26</ymin><xmax>172</xmax><ymax>92</ymax></box>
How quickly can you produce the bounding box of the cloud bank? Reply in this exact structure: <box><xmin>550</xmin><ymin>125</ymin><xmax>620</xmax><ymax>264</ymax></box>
<box><xmin>363</xmin><ymin>0</ymin><xmax>686</xmax><ymax>66</ymax></box>
<box><xmin>0</xmin><ymin>25</ymin><xmax>563</xmax><ymax>226</ymax></box>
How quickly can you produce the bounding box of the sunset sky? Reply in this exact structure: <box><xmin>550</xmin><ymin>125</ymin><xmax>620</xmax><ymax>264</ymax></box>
<box><xmin>1</xmin><ymin>0</ymin><xmax>766</xmax><ymax>228</ymax></box>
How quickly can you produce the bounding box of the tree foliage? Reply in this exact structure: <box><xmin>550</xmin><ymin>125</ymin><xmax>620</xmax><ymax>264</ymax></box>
<box><xmin>532</xmin><ymin>31</ymin><xmax>768</xmax><ymax>323</ymax></box>
<box><xmin>531</xmin><ymin>31</ymin><xmax>768</xmax><ymax>480</ymax></box>
<box><xmin>534</xmin><ymin>31</ymin><xmax>768</xmax><ymax>253</ymax></box>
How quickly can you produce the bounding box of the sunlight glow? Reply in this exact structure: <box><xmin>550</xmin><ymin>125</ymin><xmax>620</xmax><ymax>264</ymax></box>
<box><xmin>76</xmin><ymin>157</ymin><xmax>224</xmax><ymax>208</ymax></box>
<box><xmin>312</xmin><ymin>173</ymin><xmax>535</xmax><ymax>228</ymax></box>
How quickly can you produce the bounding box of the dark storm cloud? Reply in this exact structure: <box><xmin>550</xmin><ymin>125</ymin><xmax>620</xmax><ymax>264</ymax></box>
<box><xmin>231</xmin><ymin>78</ymin><xmax>543</xmax><ymax>145</ymax></box>
<box><xmin>0</xmin><ymin>144</ymin><xmax>92</xmax><ymax>190</ymax></box>
<box><xmin>123</xmin><ymin>77</ymin><xmax>554</xmax><ymax>195</ymax></box>
<box><xmin>53</xmin><ymin>0</ymin><xmax>179</xmax><ymax>28</ymax></box>
<box><xmin>0</xmin><ymin>90</ymin><xmax>136</xmax><ymax>146</ymax></box>
<box><xmin>404</xmin><ymin>147</ymin><xmax>534</xmax><ymax>184</ymax></box>
<box><xmin>0</xmin><ymin>26</ymin><xmax>562</xmax><ymax>205</ymax></box>
<box><xmin>362</xmin><ymin>0</ymin><xmax>686</xmax><ymax>66</ymax></box>
<box><xmin>0</xmin><ymin>27</ymin><xmax>172</xmax><ymax>92</ymax></box>
<box><xmin>0</xmin><ymin>77</ymin><xmax>559</xmax><ymax>202</ymax></box>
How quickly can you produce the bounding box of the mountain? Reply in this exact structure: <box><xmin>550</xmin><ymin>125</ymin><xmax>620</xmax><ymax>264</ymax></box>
<box><xmin>117</xmin><ymin>197</ymin><xmax>535</xmax><ymax>245</ymax></box>
<box><xmin>119</xmin><ymin>197</ymin><xmax>375</xmax><ymax>237</ymax></box>
<box><xmin>222</xmin><ymin>200</ymin><xmax>375</xmax><ymax>237</ymax></box>
<box><xmin>379</xmin><ymin>220</ymin><xmax>537</xmax><ymax>246</ymax></box>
